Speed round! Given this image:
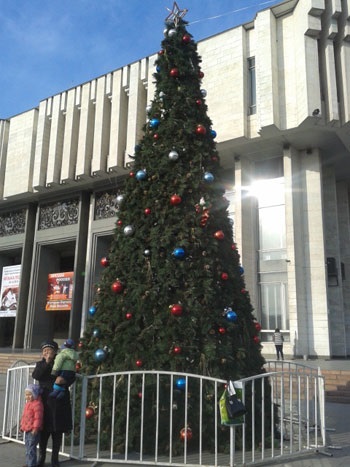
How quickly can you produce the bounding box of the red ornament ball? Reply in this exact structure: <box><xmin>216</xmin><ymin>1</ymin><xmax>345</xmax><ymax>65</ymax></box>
<box><xmin>153</xmin><ymin>133</ymin><xmax>159</xmax><ymax>140</ymax></box>
<box><xmin>241</xmin><ymin>288</ymin><xmax>247</xmax><ymax>294</ymax></box>
<box><xmin>196</xmin><ymin>99</ymin><xmax>202</xmax><ymax>106</ymax></box>
<box><xmin>170</xmin><ymin>303</ymin><xmax>183</xmax><ymax>316</ymax></box>
<box><xmin>180</xmin><ymin>427</ymin><xmax>193</xmax><ymax>441</ymax></box>
<box><xmin>111</xmin><ymin>280</ymin><xmax>123</xmax><ymax>293</ymax></box>
<box><xmin>253</xmin><ymin>335</ymin><xmax>260</xmax><ymax>344</ymax></box>
<box><xmin>117</xmin><ymin>220</ymin><xmax>123</xmax><ymax>226</ymax></box>
<box><xmin>125</xmin><ymin>312</ymin><xmax>133</xmax><ymax>320</ymax></box>
<box><xmin>231</xmin><ymin>243</ymin><xmax>237</xmax><ymax>250</ymax></box>
<box><xmin>144</xmin><ymin>208</ymin><xmax>151</xmax><ymax>215</ymax></box>
<box><xmin>170</xmin><ymin>194</ymin><xmax>182</xmax><ymax>205</ymax></box>
<box><xmin>85</xmin><ymin>407</ymin><xmax>95</xmax><ymax>419</ymax></box>
<box><xmin>214</xmin><ymin>230</ymin><xmax>225</xmax><ymax>240</ymax></box>
<box><xmin>158</xmin><ymin>49</ymin><xmax>164</xmax><ymax>55</ymax></box>
<box><xmin>173</xmin><ymin>346</ymin><xmax>182</xmax><ymax>355</ymax></box>
<box><xmin>129</xmin><ymin>171</ymin><xmax>135</xmax><ymax>177</ymax></box>
<box><xmin>170</xmin><ymin>68</ymin><xmax>179</xmax><ymax>77</ymax></box>
<box><xmin>78</xmin><ymin>341</ymin><xmax>84</xmax><ymax>349</ymax></box>
<box><xmin>76</xmin><ymin>361</ymin><xmax>82</xmax><ymax>372</ymax></box>
<box><xmin>198</xmin><ymin>71</ymin><xmax>204</xmax><ymax>78</ymax></box>
<box><xmin>218</xmin><ymin>327</ymin><xmax>226</xmax><ymax>335</ymax></box>
<box><xmin>196</xmin><ymin>124</ymin><xmax>207</xmax><ymax>135</ymax></box>
<box><xmin>136</xmin><ymin>359</ymin><xmax>143</xmax><ymax>367</ymax></box>
<box><xmin>182</xmin><ymin>34</ymin><xmax>191</xmax><ymax>44</ymax></box>
<box><xmin>255</xmin><ymin>322</ymin><xmax>262</xmax><ymax>332</ymax></box>
<box><xmin>100</xmin><ymin>257</ymin><xmax>109</xmax><ymax>268</ymax></box>
<box><xmin>221</xmin><ymin>272</ymin><xmax>229</xmax><ymax>280</ymax></box>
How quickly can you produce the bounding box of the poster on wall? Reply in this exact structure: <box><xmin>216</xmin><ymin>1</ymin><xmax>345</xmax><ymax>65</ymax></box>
<box><xmin>0</xmin><ymin>264</ymin><xmax>21</xmax><ymax>317</ymax></box>
<box><xmin>45</xmin><ymin>272</ymin><xmax>74</xmax><ymax>311</ymax></box>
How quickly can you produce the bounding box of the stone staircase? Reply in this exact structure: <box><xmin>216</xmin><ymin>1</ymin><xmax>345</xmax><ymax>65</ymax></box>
<box><xmin>0</xmin><ymin>352</ymin><xmax>39</xmax><ymax>374</ymax></box>
<box><xmin>1</xmin><ymin>353</ymin><xmax>350</xmax><ymax>403</ymax></box>
<box><xmin>323</xmin><ymin>369</ymin><xmax>350</xmax><ymax>404</ymax></box>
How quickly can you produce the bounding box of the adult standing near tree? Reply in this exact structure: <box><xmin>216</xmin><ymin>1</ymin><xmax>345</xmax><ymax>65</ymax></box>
<box><xmin>273</xmin><ymin>328</ymin><xmax>284</xmax><ymax>360</ymax></box>
<box><xmin>32</xmin><ymin>340</ymin><xmax>73</xmax><ymax>467</ymax></box>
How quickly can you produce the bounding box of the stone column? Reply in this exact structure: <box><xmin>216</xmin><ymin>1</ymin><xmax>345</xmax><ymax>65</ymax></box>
<box><xmin>299</xmin><ymin>148</ymin><xmax>330</xmax><ymax>357</ymax></box>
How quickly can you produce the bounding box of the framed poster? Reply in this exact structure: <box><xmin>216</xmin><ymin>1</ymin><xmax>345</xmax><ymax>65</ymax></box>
<box><xmin>45</xmin><ymin>272</ymin><xmax>74</xmax><ymax>311</ymax></box>
<box><xmin>0</xmin><ymin>265</ymin><xmax>21</xmax><ymax>317</ymax></box>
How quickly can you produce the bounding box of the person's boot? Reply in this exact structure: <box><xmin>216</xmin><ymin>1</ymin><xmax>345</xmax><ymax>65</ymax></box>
<box><xmin>51</xmin><ymin>432</ymin><xmax>62</xmax><ymax>467</ymax></box>
<box><xmin>37</xmin><ymin>446</ymin><xmax>46</xmax><ymax>466</ymax></box>
<box><xmin>51</xmin><ymin>452</ymin><xmax>60</xmax><ymax>467</ymax></box>
<box><xmin>37</xmin><ymin>430</ymin><xmax>50</xmax><ymax>467</ymax></box>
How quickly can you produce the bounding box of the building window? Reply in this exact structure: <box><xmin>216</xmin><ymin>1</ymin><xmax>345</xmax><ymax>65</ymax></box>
<box><xmin>250</xmin><ymin>177</ymin><xmax>289</xmax><ymax>332</ymax></box>
<box><xmin>248</xmin><ymin>57</ymin><xmax>256</xmax><ymax>115</ymax></box>
<box><xmin>260</xmin><ymin>278</ymin><xmax>288</xmax><ymax>330</ymax></box>
<box><xmin>259</xmin><ymin>205</ymin><xmax>286</xmax><ymax>259</ymax></box>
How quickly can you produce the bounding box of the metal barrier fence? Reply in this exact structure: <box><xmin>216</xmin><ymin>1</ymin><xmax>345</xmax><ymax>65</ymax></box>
<box><xmin>2</xmin><ymin>361</ymin><xmax>325</xmax><ymax>466</ymax></box>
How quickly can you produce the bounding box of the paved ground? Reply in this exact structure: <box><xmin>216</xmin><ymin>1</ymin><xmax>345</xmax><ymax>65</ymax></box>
<box><xmin>1</xmin><ymin>358</ymin><xmax>350</xmax><ymax>466</ymax></box>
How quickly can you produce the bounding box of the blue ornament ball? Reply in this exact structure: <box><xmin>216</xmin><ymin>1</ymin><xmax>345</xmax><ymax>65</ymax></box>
<box><xmin>149</xmin><ymin>118</ymin><xmax>160</xmax><ymax>128</ymax></box>
<box><xmin>226</xmin><ymin>310</ymin><xmax>238</xmax><ymax>322</ymax></box>
<box><xmin>239</xmin><ymin>266</ymin><xmax>245</xmax><ymax>275</ymax></box>
<box><xmin>89</xmin><ymin>306</ymin><xmax>97</xmax><ymax>316</ymax></box>
<box><xmin>156</xmin><ymin>65</ymin><xmax>161</xmax><ymax>72</ymax></box>
<box><xmin>94</xmin><ymin>348</ymin><xmax>106</xmax><ymax>362</ymax></box>
<box><xmin>203</xmin><ymin>172</ymin><xmax>214</xmax><ymax>183</ymax></box>
<box><xmin>176</xmin><ymin>378</ymin><xmax>186</xmax><ymax>390</ymax></box>
<box><xmin>210</xmin><ymin>129</ymin><xmax>217</xmax><ymax>138</ymax></box>
<box><xmin>172</xmin><ymin>247</ymin><xmax>185</xmax><ymax>259</ymax></box>
<box><xmin>136</xmin><ymin>170</ymin><xmax>147</xmax><ymax>181</ymax></box>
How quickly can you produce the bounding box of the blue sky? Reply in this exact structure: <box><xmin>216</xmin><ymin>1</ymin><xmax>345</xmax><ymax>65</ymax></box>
<box><xmin>0</xmin><ymin>0</ymin><xmax>282</xmax><ymax>119</ymax></box>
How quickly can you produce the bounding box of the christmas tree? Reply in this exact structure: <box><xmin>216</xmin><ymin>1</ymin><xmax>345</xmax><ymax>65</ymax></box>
<box><xmin>80</xmin><ymin>2</ymin><xmax>269</xmax><ymax>454</ymax></box>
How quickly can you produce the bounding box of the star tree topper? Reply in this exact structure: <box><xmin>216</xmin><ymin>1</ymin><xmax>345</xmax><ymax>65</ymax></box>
<box><xmin>165</xmin><ymin>2</ymin><xmax>188</xmax><ymax>26</ymax></box>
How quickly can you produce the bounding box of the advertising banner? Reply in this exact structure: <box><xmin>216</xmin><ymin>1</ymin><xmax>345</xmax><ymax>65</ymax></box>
<box><xmin>46</xmin><ymin>272</ymin><xmax>74</xmax><ymax>311</ymax></box>
<box><xmin>0</xmin><ymin>264</ymin><xmax>21</xmax><ymax>318</ymax></box>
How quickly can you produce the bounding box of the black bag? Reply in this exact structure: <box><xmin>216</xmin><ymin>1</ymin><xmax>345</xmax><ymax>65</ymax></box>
<box><xmin>226</xmin><ymin>393</ymin><xmax>247</xmax><ymax>419</ymax></box>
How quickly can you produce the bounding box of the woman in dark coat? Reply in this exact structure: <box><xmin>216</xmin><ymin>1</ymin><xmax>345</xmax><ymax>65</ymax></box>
<box><xmin>32</xmin><ymin>340</ymin><xmax>73</xmax><ymax>467</ymax></box>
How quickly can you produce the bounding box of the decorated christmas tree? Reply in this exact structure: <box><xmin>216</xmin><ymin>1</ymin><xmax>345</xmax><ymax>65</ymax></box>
<box><xmin>79</xmin><ymin>2</ymin><xmax>268</xmax><ymax>454</ymax></box>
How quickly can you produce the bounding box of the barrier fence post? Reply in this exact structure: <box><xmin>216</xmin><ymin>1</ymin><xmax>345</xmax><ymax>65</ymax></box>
<box><xmin>230</xmin><ymin>425</ymin><xmax>235</xmax><ymax>467</ymax></box>
<box><xmin>78</xmin><ymin>375</ymin><xmax>88</xmax><ymax>460</ymax></box>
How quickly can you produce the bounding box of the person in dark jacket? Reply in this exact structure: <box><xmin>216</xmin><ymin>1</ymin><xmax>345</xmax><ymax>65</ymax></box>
<box><xmin>273</xmin><ymin>328</ymin><xmax>284</xmax><ymax>360</ymax></box>
<box><xmin>32</xmin><ymin>340</ymin><xmax>73</xmax><ymax>467</ymax></box>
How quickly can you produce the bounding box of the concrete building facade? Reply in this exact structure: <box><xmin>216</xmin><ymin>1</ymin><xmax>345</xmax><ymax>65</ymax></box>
<box><xmin>0</xmin><ymin>0</ymin><xmax>349</xmax><ymax>358</ymax></box>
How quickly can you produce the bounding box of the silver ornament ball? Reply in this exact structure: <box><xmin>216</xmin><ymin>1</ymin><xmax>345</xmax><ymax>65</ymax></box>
<box><xmin>168</xmin><ymin>149</ymin><xmax>179</xmax><ymax>161</ymax></box>
<box><xmin>116</xmin><ymin>194</ymin><xmax>124</xmax><ymax>205</ymax></box>
<box><xmin>123</xmin><ymin>225</ymin><xmax>134</xmax><ymax>236</ymax></box>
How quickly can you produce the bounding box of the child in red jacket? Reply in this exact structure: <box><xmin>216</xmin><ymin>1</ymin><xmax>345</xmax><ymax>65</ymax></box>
<box><xmin>20</xmin><ymin>383</ymin><xmax>44</xmax><ymax>467</ymax></box>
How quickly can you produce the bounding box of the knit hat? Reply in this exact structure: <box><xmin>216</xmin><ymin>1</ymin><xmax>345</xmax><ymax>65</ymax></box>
<box><xmin>61</xmin><ymin>338</ymin><xmax>75</xmax><ymax>349</ymax></box>
<box><xmin>25</xmin><ymin>383</ymin><xmax>41</xmax><ymax>400</ymax></box>
<box><xmin>41</xmin><ymin>340</ymin><xmax>58</xmax><ymax>351</ymax></box>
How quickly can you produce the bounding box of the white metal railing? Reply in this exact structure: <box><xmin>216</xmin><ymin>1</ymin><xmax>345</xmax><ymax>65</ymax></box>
<box><xmin>2</xmin><ymin>361</ymin><xmax>325</xmax><ymax>466</ymax></box>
